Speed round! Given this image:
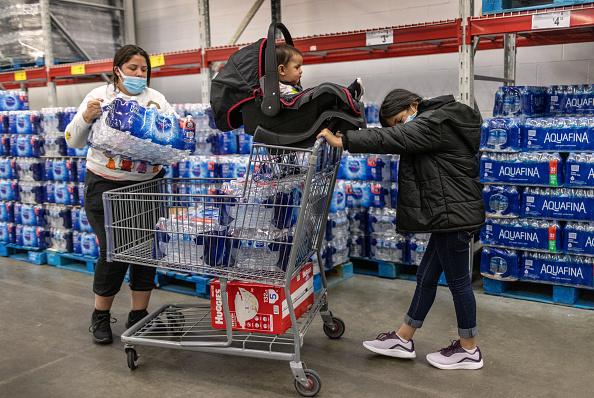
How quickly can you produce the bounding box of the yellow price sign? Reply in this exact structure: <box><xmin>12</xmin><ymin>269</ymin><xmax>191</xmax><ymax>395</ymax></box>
<box><xmin>14</xmin><ymin>71</ymin><xmax>27</xmax><ymax>81</ymax></box>
<box><xmin>150</xmin><ymin>54</ymin><xmax>165</xmax><ymax>68</ymax></box>
<box><xmin>71</xmin><ymin>64</ymin><xmax>86</xmax><ymax>75</ymax></box>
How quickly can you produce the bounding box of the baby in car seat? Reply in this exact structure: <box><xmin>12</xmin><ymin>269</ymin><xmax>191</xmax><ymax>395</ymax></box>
<box><xmin>276</xmin><ymin>44</ymin><xmax>364</xmax><ymax>101</ymax></box>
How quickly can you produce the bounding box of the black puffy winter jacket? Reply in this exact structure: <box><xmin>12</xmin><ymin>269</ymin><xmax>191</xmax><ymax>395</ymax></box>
<box><xmin>342</xmin><ymin>95</ymin><xmax>485</xmax><ymax>233</ymax></box>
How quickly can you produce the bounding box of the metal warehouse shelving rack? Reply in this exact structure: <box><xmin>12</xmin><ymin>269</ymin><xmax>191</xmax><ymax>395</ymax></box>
<box><xmin>0</xmin><ymin>0</ymin><xmax>592</xmax><ymax>269</ymax></box>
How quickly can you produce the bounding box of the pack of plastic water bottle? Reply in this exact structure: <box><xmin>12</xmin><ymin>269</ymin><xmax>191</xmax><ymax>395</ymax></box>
<box><xmin>57</xmin><ymin>108</ymin><xmax>78</xmax><ymax>132</ymax></box>
<box><xmin>326</xmin><ymin>210</ymin><xmax>349</xmax><ymax>241</ymax></box>
<box><xmin>365</xmin><ymin>103</ymin><xmax>380</xmax><ymax>124</ymax></box>
<box><xmin>48</xmin><ymin>228</ymin><xmax>73</xmax><ymax>252</ymax></box>
<box><xmin>329</xmin><ymin>180</ymin><xmax>347</xmax><ymax>213</ymax></box>
<box><xmin>348</xmin><ymin>208</ymin><xmax>370</xmax><ymax>235</ymax></box>
<box><xmin>321</xmin><ymin>237</ymin><xmax>349</xmax><ymax>270</ymax></box>
<box><xmin>10</xmin><ymin>134</ymin><xmax>44</xmax><ymax>157</ymax></box>
<box><xmin>67</xmin><ymin>146</ymin><xmax>88</xmax><ymax>157</ymax></box>
<box><xmin>0</xmin><ymin>91</ymin><xmax>29</xmax><ymax>111</ymax></box>
<box><xmin>368</xmin><ymin>207</ymin><xmax>397</xmax><ymax>233</ymax></box>
<box><xmin>42</xmin><ymin>132</ymin><xmax>68</xmax><ymax>157</ymax></box>
<box><xmin>563</xmin><ymin>222</ymin><xmax>594</xmax><ymax>256</ymax></box>
<box><xmin>338</xmin><ymin>154</ymin><xmax>391</xmax><ymax>181</ymax></box>
<box><xmin>348</xmin><ymin>232</ymin><xmax>369</xmax><ymax>258</ymax></box>
<box><xmin>480</xmin><ymin>247</ymin><xmax>520</xmax><ymax>281</ymax></box>
<box><xmin>481</xmin><ymin>218</ymin><xmax>562</xmax><ymax>252</ymax></box>
<box><xmin>45</xmin><ymin>204</ymin><xmax>72</xmax><ymax>229</ymax></box>
<box><xmin>480</xmin><ymin>152</ymin><xmax>563</xmax><ymax>186</ymax></box>
<box><xmin>90</xmin><ymin>98</ymin><xmax>196</xmax><ymax>165</ymax></box>
<box><xmin>71</xmin><ymin>207</ymin><xmax>93</xmax><ymax>233</ymax></box>
<box><xmin>14</xmin><ymin>203</ymin><xmax>45</xmax><ymax>226</ymax></box>
<box><xmin>16</xmin><ymin>158</ymin><xmax>45</xmax><ymax>181</ymax></box>
<box><xmin>80</xmin><ymin>232</ymin><xmax>99</xmax><ymax>257</ymax></box>
<box><xmin>209</xmin><ymin>130</ymin><xmax>240</xmax><ymax>155</ymax></box>
<box><xmin>5</xmin><ymin>111</ymin><xmax>42</xmax><ymax>135</ymax></box>
<box><xmin>565</xmin><ymin>153</ymin><xmax>594</xmax><ymax>187</ymax></box>
<box><xmin>0</xmin><ymin>180</ymin><xmax>18</xmax><ymax>201</ymax></box>
<box><xmin>483</xmin><ymin>185</ymin><xmax>521</xmax><ymax>217</ymax></box>
<box><xmin>521</xmin><ymin>252</ymin><xmax>594</xmax><ymax>288</ymax></box>
<box><xmin>46</xmin><ymin>182</ymin><xmax>77</xmax><ymax>205</ymax></box>
<box><xmin>408</xmin><ymin>234</ymin><xmax>431</xmax><ymax>266</ymax></box>
<box><xmin>0</xmin><ymin>134</ymin><xmax>10</xmax><ymax>156</ymax></box>
<box><xmin>523</xmin><ymin>117</ymin><xmax>594</xmax><ymax>151</ymax></box>
<box><xmin>522</xmin><ymin>187</ymin><xmax>594</xmax><ymax>221</ymax></box>
<box><xmin>77</xmin><ymin>159</ymin><xmax>87</xmax><ymax>182</ymax></box>
<box><xmin>0</xmin><ymin>158</ymin><xmax>15</xmax><ymax>179</ymax></box>
<box><xmin>370</xmin><ymin>232</ymin><xmax>406</xmax><ymax>263</ymax></box>
<box><xmin>19</xmin><ymin>181</ymin><xmax>44</xmax><ymax>204</ymax></box>
<box><xmin>493</xmin><ymin>86</ymin><xmax>548</xmax><ymax>117</ymax></box>
<box><xmin>0</xmin><ymin>221</ymin><xmax>15</xmax><ymax>243</ymax></box>
<box><xmin>15</xmin><ymin>225</ymin><xmax>48</xmax><ymax>249</ymax></box>
<box><xmin>77</xmin><ymin>183</ymin><xmax>85</xmax><ymax>206</ymax></box>
<box><xmin>547</xmin><ymin>85</ymin><xmax>594</xmax><ymax>116</ymax></box>
<box><xmin>480</xmin><ymin>118</ymin><xmax>522</xmax><ymax>152</ymax></box>
<box><xmin>0</xmin><ymin>201</ymin><xmax>14</xmax><ymax>222</ymax></box>
<box><xmin>44</xmin><ymin>158</ymin><xmax>77</xmax><ymax>182</ymax></box>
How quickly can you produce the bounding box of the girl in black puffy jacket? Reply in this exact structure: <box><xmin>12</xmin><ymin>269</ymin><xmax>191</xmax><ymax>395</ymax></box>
<box><xmin>318</xmin><ymin>89</ymin><xmax>486</xmax><ymax>370</ymax></box>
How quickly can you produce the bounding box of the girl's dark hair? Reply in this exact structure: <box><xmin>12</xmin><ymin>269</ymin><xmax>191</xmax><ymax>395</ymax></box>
<box><xmin>112</xmin><ymin>44</ymin><xmax>151</xmax><ymax>87</ymax></box>
<box><xmin>379</xmin><ymin>89</ymin><xmax>422</xmax><ymax>127</ymax></box>
<box><xmin>276</xmin><ymin>44</ymin><xmax>303</xmax><ymax>67</ymax></box>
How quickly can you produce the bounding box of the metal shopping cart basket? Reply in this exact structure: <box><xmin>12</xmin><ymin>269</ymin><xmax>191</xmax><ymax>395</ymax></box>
<box><xmin>103</xmin><ymin>138</ymin><xmax>345</xmax><ymax>396</ymax></box>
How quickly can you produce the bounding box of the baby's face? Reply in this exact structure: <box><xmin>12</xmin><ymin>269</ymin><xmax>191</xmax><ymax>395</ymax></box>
<box><xmin>282</xmin><ymin>54</ymin><xmax>303</xmax><ymax>85</ymax></box>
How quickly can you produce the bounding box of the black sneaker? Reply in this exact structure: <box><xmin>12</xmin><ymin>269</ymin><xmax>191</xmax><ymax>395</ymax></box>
<box><xmin>89</xmin><ymin>310</ymin><xmax>115</xmax><ymax>344</ymax></box>
<box><xmin>126</xmin><ymin>309</ymin><xmax>149</xmax><ymax>329</ymax></box>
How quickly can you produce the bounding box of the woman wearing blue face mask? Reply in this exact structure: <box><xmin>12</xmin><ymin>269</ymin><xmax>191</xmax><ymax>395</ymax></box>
<box><xmin>318</xmin><ymin>89</ymin><xmax>486</xmax><ymax>370</ymax></box>
<box><xmin>65</xmin><ymin>45</ymin><xmax>175</xmax><ymax>345</ymax></box>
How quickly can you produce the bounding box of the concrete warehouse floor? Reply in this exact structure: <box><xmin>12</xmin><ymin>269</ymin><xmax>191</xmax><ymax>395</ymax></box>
<box><xmin>1</xmin><ymin>258</ymin><xmax>592</xmax><ymax>398</ymax></box>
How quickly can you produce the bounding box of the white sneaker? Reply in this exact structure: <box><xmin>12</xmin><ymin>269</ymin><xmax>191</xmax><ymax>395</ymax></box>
<box><xmin>426</xmin><ymin>340</ymin><xmax>484</xmax><ymax>370</ymax></box>
<box><xmin>362</xmin><ymin>331</ymin><xmax>416</xmax><ymax>359</ymax></box>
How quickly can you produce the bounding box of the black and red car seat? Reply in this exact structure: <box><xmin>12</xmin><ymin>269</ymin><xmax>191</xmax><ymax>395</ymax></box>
<box><xmin>210</xmin><ymin>22</ymin><xmax>366</xmax><ymax>147</ymax></box>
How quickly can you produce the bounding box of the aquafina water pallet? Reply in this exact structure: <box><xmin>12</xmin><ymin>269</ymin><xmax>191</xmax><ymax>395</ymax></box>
<box><xmin>548</xmin><ymin>84</ymin><xmax>594</xmax><ymax>116</ymax></box>
<box><xmin>565</xmin><ymin>153</ymin><xmax>594</xmax><ymax>187</ymax></box>
<box><xmin>521</xmin><ymin>253</ymin><xmax>594</xmax><ymax>288</ymax></box>
<box><xmin>481</xmin><ymin>218</ymin><xmax>562</xmax><ymax>252</ymax></box>
<box><xmin>522</xmin><ymin>118</ymin><xmax>594</xmax><ymax>151</ymax></box>
<box><xmin>493</xmin><ymin>86</ymin><xmax>548</xmax><ymax>118</ymax></box>
<box><xmin>522</xmin><ymin>188</ymin><xmax>594</xmax><ymax>221</ymax></box>
<box><xmin>480</xmin><ymin>247</ymin><xmax>520</xmax><ymax>281</ymax></box>
<box><xmin>563</xmin><ymin>222</ymin><xmax>594</xmax><ymax>256</ymax></box>
<box><xmin>480</xmin><ymin>153</ymin><xmax>562</xmax><ymax>186</ymax></box>
<box><xmin>480</xmin><ymin>118</ymin><xmax>522</xmax><ymax>152</ymax></box>
<box><xmin>483</xmin><ymin>185</ymin><xmax>521</xmax><ymax>218</ymax></box>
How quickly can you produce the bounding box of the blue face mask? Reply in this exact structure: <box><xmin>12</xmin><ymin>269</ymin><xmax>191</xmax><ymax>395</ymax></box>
<box><xmin>404</xmin><ymin>112</ymin><xmax>417</xmax><ymax>124</ymax></box>
<box><xmin>118</xmin><ymin>68</ymin><xmax>147</xmax><ymax>95</ymax></box>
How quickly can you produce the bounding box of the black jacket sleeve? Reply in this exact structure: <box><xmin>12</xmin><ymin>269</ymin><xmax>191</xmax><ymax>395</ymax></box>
<box><xmin>342</xmin><ymin>115</ymin><xmax>441</xmax><ymax>155</ymax></box>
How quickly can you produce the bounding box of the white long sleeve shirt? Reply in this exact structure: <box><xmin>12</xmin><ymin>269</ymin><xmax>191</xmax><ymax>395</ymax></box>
<box><xmin>65</xmin><ymin>84</ymin><xmax>175</xmax><ymax>181</ymax></box>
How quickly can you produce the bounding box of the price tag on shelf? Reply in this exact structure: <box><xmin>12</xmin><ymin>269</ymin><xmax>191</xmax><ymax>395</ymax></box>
<box><xmin>531</xmin><ymin>11</ymin><xmax>571</xmax><ymax>30</ymax></box>
<box><xmin>71</xmin><ymin>64</ymin><xmax>86</xmax><ymax>75</ymax></box>
<box><xmin>150</xmin><ymin>54</ymin><xmax>165</xmax><ymax>68</ymax></box>
<box><xmin>366</xmin><ymin>29</ymin><xmax>394</xmax><ymax>46</ymax></box>
<box><xmin>13</xmin><ymin>71</ymin><xmax>27</xmax><ymax>81</ymax></box>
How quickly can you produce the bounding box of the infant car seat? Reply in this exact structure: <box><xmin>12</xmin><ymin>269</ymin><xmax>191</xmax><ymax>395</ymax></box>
<box><xmin>210</xmin><ymin>22</ymin><xmax>366</xmax><ymax>147</ymax></box>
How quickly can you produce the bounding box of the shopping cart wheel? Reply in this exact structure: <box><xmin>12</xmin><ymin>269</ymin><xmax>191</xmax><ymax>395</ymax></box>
<box><xmin>294</xmin><ymin>369</ymin><xmax>321</xmax><ymax>397</ymax></box>
<box><xmin>126</xmin><ymin>348</ymin><xmax>139</xmax><ymax>370</ymax></box>
<box><xmin>322</xmin><ymin>317</ymin><xmax>345</xmax><ymax>339</ymax></box>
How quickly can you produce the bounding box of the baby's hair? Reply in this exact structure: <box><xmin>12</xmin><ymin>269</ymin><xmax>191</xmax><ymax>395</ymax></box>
<box><xmin>276</xmin><ymin>44</ymin><xmax>303</xmax><ymax>67</ymax></box>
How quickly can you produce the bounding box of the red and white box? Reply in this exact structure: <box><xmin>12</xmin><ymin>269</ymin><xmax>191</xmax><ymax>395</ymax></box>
<box><xmin>210</xmin><ymin>263</ymin><xmax>314</xmax><ymax>335</ymax></box>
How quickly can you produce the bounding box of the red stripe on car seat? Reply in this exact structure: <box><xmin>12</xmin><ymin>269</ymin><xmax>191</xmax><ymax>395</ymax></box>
<box><xmin>342</xmin><ymin>88</ymin><xmax>362</xmax><ymax>116</ymax></box>
<box><xmin>227</xmin><ymin>95</ymin><xmax>256</xmax><ymax>130</ymax></box>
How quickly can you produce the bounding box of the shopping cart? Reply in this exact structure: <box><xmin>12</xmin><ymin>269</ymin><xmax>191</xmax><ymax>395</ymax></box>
<box><xmin>103</xmin><ymin>138</ymin><xmax>345</xmax><ymax>397</ymax></box>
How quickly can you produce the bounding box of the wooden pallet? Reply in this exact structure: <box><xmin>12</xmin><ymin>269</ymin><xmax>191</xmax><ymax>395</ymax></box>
<box><xmin>482</xmin><ymin>277</ymin><xmax>594</xmax><ymax>310</ymax></box>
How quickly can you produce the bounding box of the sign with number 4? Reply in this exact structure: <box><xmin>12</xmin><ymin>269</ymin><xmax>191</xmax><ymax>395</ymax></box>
<box><xmin>532</xmin><ymin>11</ymin><xmax>571</xmax><ymax>30</ymax></box>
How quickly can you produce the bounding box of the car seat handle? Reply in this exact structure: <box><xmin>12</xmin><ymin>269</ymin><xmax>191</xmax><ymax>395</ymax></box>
<box><xmin>261</xmin><ymin>22</ymin><xmax>294</xmax><ymax>117</ymax></box>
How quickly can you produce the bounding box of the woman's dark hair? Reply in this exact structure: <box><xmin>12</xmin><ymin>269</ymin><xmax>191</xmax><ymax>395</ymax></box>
<box><xmin>276</xmin><ymin>44</ymin><xmax>303</xmax><ymax>67</ymax></box>
<box><xmin>379</xmin><ymin>89</ymin><xmax>422</xmax><ymax>127</ymax></box>
<box><xmin>112</xmin><ymin>44</ymin><xmax>151</xmax><ymax>88</ymax></box>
